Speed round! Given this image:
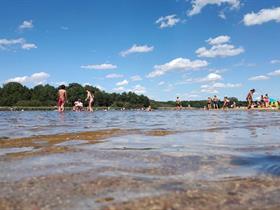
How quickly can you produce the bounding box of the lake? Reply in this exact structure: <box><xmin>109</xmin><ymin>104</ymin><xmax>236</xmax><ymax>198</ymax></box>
<box><xmin>0</xmin><ymin>110</ymin><xmax>280</xmax><ymax>209</ymax></box>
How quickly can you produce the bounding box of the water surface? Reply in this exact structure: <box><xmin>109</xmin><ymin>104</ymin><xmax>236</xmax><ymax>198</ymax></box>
<box><xmin>0</xmin><ymin>110</ymin><xmax>280</xmax><ymax>209</ymax></box>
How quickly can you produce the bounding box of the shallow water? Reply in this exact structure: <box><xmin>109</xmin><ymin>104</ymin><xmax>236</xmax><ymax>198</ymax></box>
<box><xmin>0</xmin><ymin>110</ymin><xmax>280</xmax><ymax>209</ymax></box>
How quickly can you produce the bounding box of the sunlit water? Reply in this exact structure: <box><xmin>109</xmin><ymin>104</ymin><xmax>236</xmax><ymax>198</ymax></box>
<box><xmin>1</xmin><ymin>110</ymin><xmax>280</xmax><ymax>181</ymax></box>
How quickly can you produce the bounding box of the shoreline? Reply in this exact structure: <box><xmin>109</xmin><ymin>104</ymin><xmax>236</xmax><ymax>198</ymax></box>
<box><xmin>0</xmin><ymin>106</ymin><xmax>279</xmax><ymax>112</ymax></box>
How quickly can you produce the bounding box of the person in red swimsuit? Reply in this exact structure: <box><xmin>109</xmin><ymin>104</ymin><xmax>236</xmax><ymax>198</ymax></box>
<box><xmin>57</xmin><ymin>85</ymin><xmax>67</xmax><ymax>112</ymax></box>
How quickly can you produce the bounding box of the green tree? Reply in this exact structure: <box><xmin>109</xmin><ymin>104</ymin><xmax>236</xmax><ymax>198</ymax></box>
<box><xmin>0</xmin><ymin>82</ymin><xmax>31</xmax><ymax>106</ymax></box>
<box><xmin>67</xmin><ymin>83</ymin><xmax>86</xmax><ymax>105</ymax></box>
<box><xmin>31</xmin><ymin>84</ymin><xmax>57</xmax><ymax>106</ymax></box>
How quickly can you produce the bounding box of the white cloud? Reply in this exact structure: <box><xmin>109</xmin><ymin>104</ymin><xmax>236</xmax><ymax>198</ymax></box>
<box><xmin>131</xmin><ymin>85</ymin><xmax>146</xmax><ymax>95</ymax></box>
<box><xmin>243</xmin><ymin>7</ymin><xmax>280</xmax><ymax>26</ymax></box>
<box><xmin>199</xmin><ymin>73</ymin><xmax>222</xmax><ymax>82</ymax></box>
<box><xmin>113</xmin><ymin>86</ymin><xmax>126</xmax><ymax>92</ymax></box>
<box><xmin>201</xmin><ymin>87</ymin><xmax>219</xmax><ymax>94</ymax></box>
<box><xmin>130</xmin><ymin>75</ymin><xmax>142</xmax><ymax>81</ymax></box>
<box><xmin>234</xmin><ymin>59</ymin><xmax>256</xmax><ymax>67</ymax></box>
<box><xmin>248</xmin><ymin>75</ymin><xmax>270</xmax><ymax>81</ymax></box>
<box><xmin>212</xmin><ymin>82</ymin><xmax>242</xmax><ymax>88</ymax></box>
<box><xmin>0</xmin><ymin>38</ymin><xmax>37</xmax><ymax>50</ymax></box>
<box><xmin>55</xmin><ymin>81</ymin><xmax>68</xmax><ymax>87</ymax></box>
<box><xmin>207</xmin><ymin>35</ymin><xmax>230</xmax><ymax>45</ymax></box>
<box><xmin>219</xmin><ymin>11</ymin><xmax>226</xmax><ymax>19</ymax></box>
<box><xmin>268</xmin><ymin>69</ymin><xmax>280</xmax><ymax>76</ymax></box>
<box><xmin>179</xmin><ymin>73</ymin><xmax>223</xmax><ymax>86</ymax></box>
<box><xmin>5</xmin><ymin>72</ymin><xmax>50</xmax><ymax>85</ymax></box>
<box><xmin>19</xmin><ymin>20</ymin><xmax>33</xmax><ymax>30</ymax></box>
<box><xmin>106</xmin><ymin>73</ymin><xmax>124</xmax><ymax>79</ymax></box>
<box><xmin>200</xmin><ymin>82</ymin><xmax>240</xmax><ymax>94</ymax></box>
<box><xmin>147</xmin><ymin>57</ymin><xmax>208</xmax><ymax>78</ymax></box>
<box><xmin>188</xmin><ymin>0</ymin><xmax>240</xmax><ymax>16</ymax></box>
<box><xmin>0</xmin><ymin>38</ymin><xmax>24</xmax><ymax>50</ymax></box>
<box><xmin>155</xmin><ymin>14</ymin><xmax>180</xmax><ymax>29</ymax></box>
<box><xmin>96</xmin><ymin>85</ymin><xmax>105</xmax><ymax>90</ymax></box>
<box><xmin>81</xmin><ymin>63</ymin><xmax>117</xmax><ymax>70</ymax></box>
<box><xmin>116</xmin><ymin>80</ymin><xmax>128</xmax><ymax>86</ymax></box>
<box><xmin>196</xmin><ymin>35</ymin><xmax>244</xmax><ymax>58</ymax></box>
<box><xmin>21</xmin><ymin>43</ymin><xmax>37</xmax><ymax>50</ymax></box>
<box><xmin>120</xmin><ymin>44</ymin><xmax>154</xmax><ymax>57</ymax></box>
<box><xmin>208</xmin><ymin>68</ymin><xmax>228</xmax><ymax>74</ymax></box>
<box><xmin>112</xmin><ymin>84</ymin><xmax>146</xmax><ymax>94</ymax></box>
<box><xmin>83</xmin><ymin>83</ymin><xmax>92</xmax><ymax>86</ymax></box>
<box><xmin>270</xmin><ymin>59</ymin><xmax>280</xmax><ymax>64</ymax></box>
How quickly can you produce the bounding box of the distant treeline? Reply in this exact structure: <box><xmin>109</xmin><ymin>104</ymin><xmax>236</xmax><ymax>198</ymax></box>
<box><xmin>0</xmin><ymin>82</ymin><xmax>247</xmax><ymax>109</ymax></box>
<box><xmin>0</xmin><ymin>82</ymin><xmax>150</xmax><ymax>108</ymax></box>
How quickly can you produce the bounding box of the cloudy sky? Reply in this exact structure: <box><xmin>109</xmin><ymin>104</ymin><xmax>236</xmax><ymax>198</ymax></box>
<box><xmin>1</xmin><ymin>0</ymin><xmax>280</xmax><ymax>101</ymax></box>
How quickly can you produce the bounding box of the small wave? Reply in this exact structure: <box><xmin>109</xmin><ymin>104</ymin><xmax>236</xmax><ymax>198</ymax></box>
<box><xmin>231</xmin><ymin>155</ymin><xmax>280</xmax><ymax>176</ymax></box>
<box><xmin>262</xmin><ymin>164</ymin><xmax>280</xmax><ymax>176</ymax></box>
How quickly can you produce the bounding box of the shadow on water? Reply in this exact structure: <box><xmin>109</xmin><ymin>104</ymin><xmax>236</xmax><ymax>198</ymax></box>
<box><xmin>231</xmin><ymin>155</ymin><xmax>280</xmax><ymax>176</ymax></box>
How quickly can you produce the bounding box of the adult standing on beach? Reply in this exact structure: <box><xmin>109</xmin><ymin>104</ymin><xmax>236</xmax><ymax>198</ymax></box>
<box><xmin>85</xmin><ymin>90</ymin><xmax>94</xmax><ymax>112</ymax></box>
<box><xmin>246</xmin><ymin>89</ymin><xmax>255</xmax><ymax>109</ymax></box>
<box><xmin>57</xmin><ymin>85</ymin><xmax>67</xmax><ymax>112</ymax></box>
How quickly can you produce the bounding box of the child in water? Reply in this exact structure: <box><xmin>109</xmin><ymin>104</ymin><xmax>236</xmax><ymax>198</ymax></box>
<box><xmin>176</xmin><ymin>97</ymin><xmax>182</xmax><ymax>110</ymax></box>
<box><xmin>222</xmin><ymin>97</ymin><xmax>230</xmax><ymax>110</ymax></box>
<box><xmin>57</xmin><ymin>85</ymin><xmax>67</xmax><ymax>112</ymax></box>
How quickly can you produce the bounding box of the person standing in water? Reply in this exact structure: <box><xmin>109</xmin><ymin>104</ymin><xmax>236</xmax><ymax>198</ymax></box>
<box><xmin>213</xmin><ymin>95</ymin><xmax>219</xmax><ymax>109</ymax></box>
<box><xmin>85</xmin><ymin>90</ymin><xmax>94</xmax><ymax>112</ymax></box>
<box><xmin>207</xmin><ymin>97</ymin><xmax>212</xmax><ymax>110</ymax></box>
<box><xmin>176</xmin><ymin>97</ymin><xmax>182</xmax><ymax>110</ymax></box>
<box><xmin>246</xmin><ymin>89</ymin><xmax>255</xmax><ymax>109</ymax></box>
<box><xmin>57</xmin><ymin>85</ymin><xmax>67</xmax><ymax>112</ymax></box>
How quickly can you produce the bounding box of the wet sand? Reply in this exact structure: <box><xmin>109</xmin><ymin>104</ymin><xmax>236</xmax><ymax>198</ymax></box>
<box><xmin>1</xmin><ymin>111</ymin><xmax>280</xmax><ymax>209</ymax></box>
<box><xmin>1</xmin><ymin>171</ymin><xmax>280</xmax><ymax>210</ymax></box>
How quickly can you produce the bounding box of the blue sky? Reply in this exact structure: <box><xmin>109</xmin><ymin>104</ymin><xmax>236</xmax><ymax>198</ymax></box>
<box><xmin>1</xmin><ymin>0</ymin><xmax>280</xmax><ymax>101</ymax></box>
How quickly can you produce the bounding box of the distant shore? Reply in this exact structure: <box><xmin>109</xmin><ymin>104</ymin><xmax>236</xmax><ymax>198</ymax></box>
<box><xmin>0</xmin><ymin>106</ymin><xmax>279</xmax><ymax>112</ymax></box>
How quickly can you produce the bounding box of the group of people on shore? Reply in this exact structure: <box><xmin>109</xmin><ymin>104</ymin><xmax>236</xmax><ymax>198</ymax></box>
<box><xmin>57</xmin><ymin>85</ymin><xmax>94</xmax><ymax>112</ymax></box>
<box><xmin>206</xmin><ymin>89</ymin><xmax>279</xmax><ymax>110</ymax></box>
<box><xmin>206</xmin><ymin>95</ymin><xmax>236</xmax><ymax>110</ymax></box>
<box><xmin>57</xmin><ymin>85</ymin><xmax>279</xmax><ymax>113</ymax></box>
<box><xmin>246</xmin><ymin>89</ymin><xmax>279</xmax><ymax>109</ymax></box>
